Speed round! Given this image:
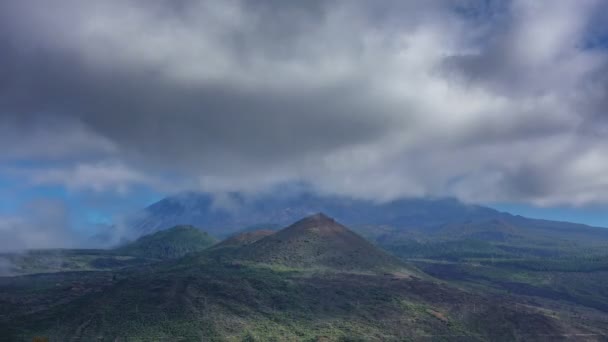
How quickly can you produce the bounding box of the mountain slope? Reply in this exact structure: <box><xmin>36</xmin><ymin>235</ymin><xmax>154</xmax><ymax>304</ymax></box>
<box><xmin>130</xmin><ymin>192</ymin><xmax>500</xmax><ymax>237</ymax></box>
<box><xmin>129</xmin><ymin>192</ymin><xmax>608</xmax><ymax>250</ymax></box>
<box><xmin>117</xmin><ymin>225</ymin><xmax>216</xmax><ymax>259</ymax></box>
<box><xmin>3</xmin><ymin>257</ymin><xmax>603</xmax><ymax>341</ymax></box>
<box><xmin>231</xmin><ymin>213</ymin><xmax>409</xmax><ymax>272</ymax></box>
<box><xmin>3</xmin><ymin>214</ymin><xmax>608</xmax><ymax>340</ymax></box>
<box><xmin>212</xmin><ymin>229</ymin><xmax>275</xmax><ymax>249</ymax></box>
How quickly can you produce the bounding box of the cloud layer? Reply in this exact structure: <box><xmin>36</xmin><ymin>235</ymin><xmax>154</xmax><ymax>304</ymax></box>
<box><xmin>1</xmin><ymin>0</ymin><xmax>608</xmax><ymax>207</ymax></box>
<box><xmin>0</xmin><ymin>199</ymin><xmax>78</xmax><ymax>252</ymax></box>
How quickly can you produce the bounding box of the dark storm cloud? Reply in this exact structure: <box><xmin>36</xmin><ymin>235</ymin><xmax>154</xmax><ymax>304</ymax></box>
<box><xmin>0</xmin><ymin>0</ymin><xmax>403</xmax><ymax>171</ymax></box>
<box><xmin>1</xmin><ymin>0</ymin><xmax>608</xmax><ymax>206</ymax></box>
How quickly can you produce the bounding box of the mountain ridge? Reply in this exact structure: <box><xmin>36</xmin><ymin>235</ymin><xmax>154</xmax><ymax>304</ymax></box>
<box><xmin>129</xmin><ymin>192</ymin><xmax>502</xmax><ymax>237</ymax></box>
<box><xmin>127</xmin><ymin>192</ymin><xmax>608</xmax><ymax>251</ymax></box>
<box><xmin>227</xmin><ymin>213</ymin><xmax>411</xmax><ymax>273</ymax></box>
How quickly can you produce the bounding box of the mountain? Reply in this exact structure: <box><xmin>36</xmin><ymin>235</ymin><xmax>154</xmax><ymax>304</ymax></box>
<box><xmin>129</xmin><ymin>192</ymin><xmax>608</xmax><ymax>261</ymax></box>
<box><xmin>212</xmin><ymin>229</ymin><xmax>275</xmax><ymax>249</ymax></box>
<box><xmin>229</xmin><ymin>213</ymin><xmax>408</xmax><ymax>272</ymax></box>
<box><xmin>130</xmin><ymin>192</ymin><xmax>607</xmax><ymax>243</ymax></box>
<box><xmin>378</xmin><ymin>215</ymin><xmax>608</xmax><ymax>262</ymax></box>
<box><xmin>129</xmin><ymin>192</ymin><xmax>501</xmax><ymax>238</ymax></box>
<box><xmin>4</xmin><ymin>214</ymin><xmax>606</xmax><ymax>340</ymax></box>
<box><xmin>116</xmin><ymin>225</ymin><xmax>217</xmax><ymax>259</ymax></box>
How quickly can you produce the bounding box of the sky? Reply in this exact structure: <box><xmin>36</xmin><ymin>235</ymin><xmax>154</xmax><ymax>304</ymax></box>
<box><xmin>1</xmin><ymin>0</ymin><xmax>608</xmax><ymax>250</ymax></box>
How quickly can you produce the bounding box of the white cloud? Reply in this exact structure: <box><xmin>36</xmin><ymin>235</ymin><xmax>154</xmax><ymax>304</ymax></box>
<box><xmin>0</xmin><ymin>0</ymin><xmax>607</xmax><ymax>206</ymax></box>
<box><xmin>0</xmin><ymin>200</ymin><xmax>77</xmax><ymax>251</ymax></box>
<box><xmin>27</xmin><ymin>162</ymin><xmax>153</xmax><ymax>194</ymax></box>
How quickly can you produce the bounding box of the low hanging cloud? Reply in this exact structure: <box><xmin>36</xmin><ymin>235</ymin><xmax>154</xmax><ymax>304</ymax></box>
<box><xmin>1</xmin><ymin>0</ymin><xmax>608</xmax><ymax>206</ymax></box>
<box><xmin>0</xmin><ymin>199</ymin><xmax>79</xmax><ymax>252</ymax></box>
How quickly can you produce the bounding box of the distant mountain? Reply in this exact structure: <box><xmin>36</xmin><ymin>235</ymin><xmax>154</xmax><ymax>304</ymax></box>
<box><xmin>225</xmin><ymin>213</ymin><xmax>408</xmax><ymax>272</ymax></box>
<box><xmin>129</xmin><ymin>192</ymin><xmax>608</xmax><ymax>253</ymax></box>
<box><xmin>130</xmin><ymin>191</ymin><xmax>501</xmax><ymax>238</ymax></box>
<box><xmin>117</xmin><ymin>225</ymin><xmax>216</xmax><ymax>259</ymax></box>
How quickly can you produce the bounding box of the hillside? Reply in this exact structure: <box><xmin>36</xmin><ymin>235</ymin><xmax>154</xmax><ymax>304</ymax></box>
<box><xmin>116</xmin><ymin>225</ymin><xmax>217</xmax><ymax>259</ymax></box>
<box><xmin>0</xmin><ymin>249</ymin><xmax>152</xmax><ymax>276</ymax></box>
<box><xmin>2</xmin><ymin>213</ymin><xmax>608</xmax><ymax>340</ymax></box>
<box><xmin>212</xmin><ymin>229</ymin><xmax>275</xmax><ymax>249</ymax></box>
<box><xmin>128</xmin><ymin>192</ymin><xmax>608</xmax><ymax>251</ymax></box>
<box><xmin>129</xmin><ymin>192</ymin><xmax>501</xmax><ymax>237</ymax></box>
<box><xmin>3</xmin><ymin>252</ymin><xmax>605</xmax><ymax>340</ymax></box>
<box><xmin>228</xmin><ymin>213</ymin><xmax>410</xmax><ymax>273</ymax></box>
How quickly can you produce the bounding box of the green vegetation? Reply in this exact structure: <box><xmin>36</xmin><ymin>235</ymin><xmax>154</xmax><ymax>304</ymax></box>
<box><xmin>0</xmin><ymin>249</ymin><xmax>151</xmax><ymax>275</ymax></box>
<box><xmin>401</xmin><ymin>241</ymin><xmax>608</xmax><ymax>317</ymax></box>
<box><xmin>3</xmin><ymin>260</ymin><xmax>587</xmax><ymax>341</ymax></box>
<box><xmin>212</xmin><ymin>229</ymin><xmax>275</xmax><ymax>249</ymax></box>
<box><xmin>384</xmin><ymin>239</ymin><xmax>510</xmax><ymax>261</ymax></box>
<box><xmin>227</xmin><ymin>214</ymin><xmax>410</xmax><ymax>273</ymax></box>
<box><xmin>117</xmin><ymin>225</ymin><xmax>217</xmax><ymax>259</ymax></box>
<box><xmin>1</xmin><ymin>214</ymin><xmax>608</xmax><ymax>341</ymax></box>
<box><xmin>0</xmin><ymin>225</ymin><xmax>217</xmax><ymax>276</ymax></box>
<box><xmin>376</xmin><ymin>219</ymin><xmax>608</xmax><ymax>320</ymax></box>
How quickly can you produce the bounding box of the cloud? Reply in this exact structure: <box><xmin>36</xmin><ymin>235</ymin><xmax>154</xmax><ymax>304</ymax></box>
<box><xmin>0</xmin><ymin>199</ymin><xmax>78</xmax><ymax>251</ymax></box>
<box><xmin>0</xmin><ymin>116</ymin><xmax>116</xmax><ymax>161</ymax></box>
<box><xmin>27</xmin><ymin>161</ymin><xmax>153</xmax><ymax>194</ymax></box>
<box><xmin>0</xmin><ymin>198</ymin><xmax>133</xmax><ymax>252</ymax></box>
<box><xmin>0</xmin><ymin>0</ymin><xmax>607</xmax><ymax>207</ymax></box>
<box><xmin>0</xmin><ymin>257</ymin><xmax>15</xmax><ymax>276</ymax></box>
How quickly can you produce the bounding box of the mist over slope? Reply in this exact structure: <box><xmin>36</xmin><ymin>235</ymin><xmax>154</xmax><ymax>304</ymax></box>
<box><xmin>129</xmin><ymin>192</ymin><xmax>608</xmax><ymax>246</ymax></box>
<box><xmin>131</xmin><ymin>192</ymin><xmax>500</xmax><ymax>237</ymax></box>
